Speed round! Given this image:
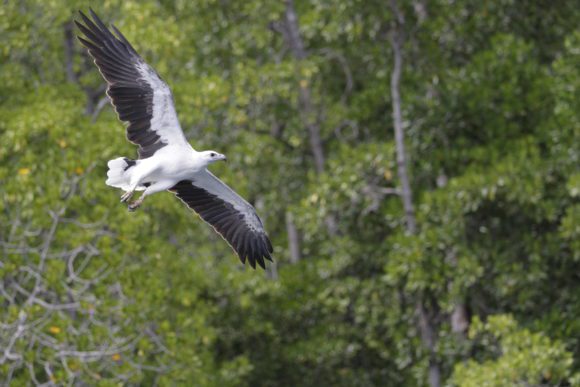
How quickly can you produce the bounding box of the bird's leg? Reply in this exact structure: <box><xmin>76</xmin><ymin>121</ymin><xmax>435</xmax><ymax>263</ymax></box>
<box><xmin>126</xmin><ymin>180</ymin><xmax>176</xmax><ymax>212</ymax></box>
<box><xmin>127</xmin><ymin>194</ymin><xmax>145</xmax><ymax>212</ymax></box>
<box><xmin>121</xmin><ymin>180</ymin><xmax>141</xmax><ymax>203</ymax></box>
<box><xmin>120</xmin><ymin>190</ymin><xmax>135</xmax><ymax>203</ymax></box>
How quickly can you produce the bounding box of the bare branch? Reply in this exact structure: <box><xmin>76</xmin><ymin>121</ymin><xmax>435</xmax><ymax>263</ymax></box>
<box><xmin>12</xmin><ymin>283</ymin><xmax>80</xmax><ymax>311</ymax></box>
<box><xmin>333</xmin><ymin>120</ymin><xmax>359</xmax><ymax>142</ymax></box>
<box><xmin>0</xmin><ymin>311</ymin><xmax>26</xmax><ymax>365</ymax></box>
<box><xmin>91</xmin><ymin>96</ymin><xmax>110</xmax><ymax>123</ymax></box>
<box><xmin>361</xmin><ymin>184</ymin><xmax>400</xmax><ymax>215</ymax></box>
<box><xmin>0</xmin><ymin>166</ymin><xmax>159</xmax><ymax>384</ymax></box>
<box><xmin>317</xmin><ymin>48</ymin><xmax>354</xmax><ymax>104</ymax></box>
<box><xmin>56</xmin><ymin>335</ymin><xmax>141</xmax><ymax>361</ymax></box>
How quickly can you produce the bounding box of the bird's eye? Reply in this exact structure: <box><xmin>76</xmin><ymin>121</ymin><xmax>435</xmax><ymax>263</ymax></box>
<box><xmin>210</xmin><ymin>152</ymin><xmax>216</xmax><ymax>157</ymax></box>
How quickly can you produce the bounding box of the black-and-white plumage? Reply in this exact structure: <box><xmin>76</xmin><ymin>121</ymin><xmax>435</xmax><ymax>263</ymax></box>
<box><xmin>171</xmin><ymin>171</ymin><xmax>273</xmax><ymax>269</ymax></box>
<box><xmin>75</xmin><ymin>9</ymin><xmax>187</xmax><ymax>158</ymax></box>
<box><xmin>76</xmin><ymin>9</ymin><xmax>273</xmax><ymax>269</ymax></box>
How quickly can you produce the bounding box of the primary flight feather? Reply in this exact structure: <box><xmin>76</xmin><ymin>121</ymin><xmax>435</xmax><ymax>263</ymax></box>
<box><xmin>75</xmin><ymin>9</ymin><xmax>273</xmax><ymax>269</ymax></box>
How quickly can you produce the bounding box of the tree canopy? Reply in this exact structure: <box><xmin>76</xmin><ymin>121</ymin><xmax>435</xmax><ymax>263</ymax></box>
<box><xmin>1</xmin><ymin>1</ymin><xmax>578</xmax><ymax>385</ymax></box>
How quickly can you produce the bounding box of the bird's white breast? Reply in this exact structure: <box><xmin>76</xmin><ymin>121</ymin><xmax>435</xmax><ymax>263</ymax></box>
<box><xmin>143</xmin><ymin>145</ymin><xmax>205</xmax><ymax>182</ymax></box>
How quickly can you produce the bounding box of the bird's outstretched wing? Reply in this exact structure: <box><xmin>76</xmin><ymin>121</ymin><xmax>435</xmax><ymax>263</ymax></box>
<box><xmin>75</xmin><ymin>9</ymin><xmax>189</xmax><ymax>158</ymax></box>
<box><xmin>170</xmin><ymin>171</ymin><xmax>273</xmax><ymax>269</ymax></box>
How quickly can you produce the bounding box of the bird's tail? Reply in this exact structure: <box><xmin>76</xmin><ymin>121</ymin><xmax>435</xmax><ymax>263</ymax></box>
<box><xmin>106</xmin><ymin>157</ymin><xmax>142</xmax><ymax>191</ymax></box>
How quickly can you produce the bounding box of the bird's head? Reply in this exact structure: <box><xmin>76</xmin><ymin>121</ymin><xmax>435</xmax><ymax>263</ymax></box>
<box><xmin>201</xmin><ymin>150</ymin><xmax>227</xmax><ymax>164</ymax></box>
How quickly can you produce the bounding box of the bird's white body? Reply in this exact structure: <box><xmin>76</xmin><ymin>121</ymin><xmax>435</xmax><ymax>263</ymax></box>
<box><xmin>106</xmin><ymin>145</ymin><xmax>225</xmax><ymax>203</ymax></box>
<box><xmin>130</xmin><ymin>145</ymin><xmax>199</xmax><ymax>186</ymax></box>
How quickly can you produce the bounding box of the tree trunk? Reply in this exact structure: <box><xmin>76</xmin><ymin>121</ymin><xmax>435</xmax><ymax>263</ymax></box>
<box><xmin>283</xmin><ymin>0</ymin><xmax>325</xmax><ymax>174</ymax></box>
<box><xmin>389</xmin><ymin>1</ymin><xmax>441</xmax><ymax>386</ymax></box>
<box><xmin>449</xmin><ymin>251</ymin><xmax>469</xmax><ymax>336</ymax></box>
<box><xmin>286</xmin><ymin>211</ymin><xmax>301</xmax><ymax>263</ymax></box>
<box><xmin>389</xmin><ymin>6</ymin><xmax>416</xmax><ymax>234</ymax></box>
<box><xmin>417</xmin><ymin>302</ymin><xmax>442</xmax><ymax>387</ymax></box>
<box><xmin>281</xmin><ymin>0</ymin><xmax>338</xmax><ymax>236</ymax></box>
<box><xmin>451</xmin><ymin>303</ymin><xmax>469</xmax><ymax>335</ymax></box>
<box><xmin>63</xmin><ymin>22</ymin><xmax>77</xmax><ymax>83</ymax></box>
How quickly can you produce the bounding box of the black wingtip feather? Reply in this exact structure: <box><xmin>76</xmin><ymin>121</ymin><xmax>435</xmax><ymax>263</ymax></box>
<box><xmin>111</xmin><ymin>24</ymin><xmax>139</xmax><ymax>55</ymax></box>
<box><xmin>89</xmin><ymin>8</ymin><xmax>108</xmax><ymax>31</ymax></box>
<box><xmin>247</xmin><ymin>255</ymin><xmax>256</xmax><ymax>269</ymax></box>
<box><xmin>256</xmin><ymin>258</ymin><xmax>266</xmax><ymax>270</ymax></box>
<box><xmin>76</xmin><ymin>36</ymin><xmax>98</xmax><ymax>51</ymax></box>
<box><xmin>267</xmin><ymin>237</ymin><xmax>273</xmax><ymax>253</ymax></box>
<box><xmin>245</xmin><ymin>238</ymin><xmax>256</xmax><ymax>269</ymax></box>
<box><xmin>79</xmin><ymin>10</ymin><xmax>104</xmax><ymax>40</ymax></box>
<box><xmin>238</xmin><ymin>245</ymin><xmax>247</xmax><ymax>264</ymax></box>
<box><xmin>263</xmin><ymin>242</ymin><xmax>273</xmax><ymax>262</ymax></box>
<box><xmin>170</xmin><ymin>181</ymin><xmax>274</xmax><ymax>270</ymax></box>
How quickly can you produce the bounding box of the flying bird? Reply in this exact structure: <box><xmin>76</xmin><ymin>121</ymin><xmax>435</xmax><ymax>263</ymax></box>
<box><xmin>75</xmin><ymin>9</ymin><xmax>273</xmax><ymax>269</ymax></box>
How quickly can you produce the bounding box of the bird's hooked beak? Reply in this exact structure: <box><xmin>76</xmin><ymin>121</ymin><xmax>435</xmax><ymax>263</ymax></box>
<box><xmin>219</xmin><ymin>153</ymin><xmax>227</xmax><ymax>162</ymax></box>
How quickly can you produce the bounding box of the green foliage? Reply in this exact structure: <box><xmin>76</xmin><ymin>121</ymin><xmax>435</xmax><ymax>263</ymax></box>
<box><xmin>452</xmin><ymin>315</ymin><xmax>579</xmax><ymax>387</ymax></box>
<box><xmin>1</xmin><ymin>0</ymin><xmax>579</xmax><ymax>385</ymax></box>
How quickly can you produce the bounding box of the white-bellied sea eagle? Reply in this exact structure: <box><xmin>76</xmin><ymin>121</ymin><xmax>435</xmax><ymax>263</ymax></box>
<box><xmin>75</xmin><ymin>9</ymin><xmax>273</xmax><ymax>269</ymax></box>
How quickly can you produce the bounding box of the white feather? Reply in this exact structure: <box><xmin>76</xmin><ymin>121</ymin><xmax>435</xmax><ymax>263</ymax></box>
<box><xmin>136</xmin><ymin>62</ymin><xmax>190</xmax><ymax>148</ymax></box>
<box><xmin>106</xmin><ymin>157</ymin><xmax>144</xmax><ymax>191</ymax></box>
<box><xmin>192</xmin><ymin>169</ymin><xmax>265</xmax><ymax>233</ymax></box>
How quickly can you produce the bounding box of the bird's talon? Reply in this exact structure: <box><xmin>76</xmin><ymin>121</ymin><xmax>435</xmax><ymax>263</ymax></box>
<box><xmin>127</xmin><ymin>199</ymin><xmax>143</xmax><ymax>211</ymax></box>
<box><xmin>120</xmin><ymin>191</ymin><xmax>134</xmax><ymax>203</ymax></box>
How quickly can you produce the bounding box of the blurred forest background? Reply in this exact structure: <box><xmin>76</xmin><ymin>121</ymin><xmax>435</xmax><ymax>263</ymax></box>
<box><xmin>1</xmin><ymin>0</ymin><xmax>579</xmax><ymax>386</ymax></box>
